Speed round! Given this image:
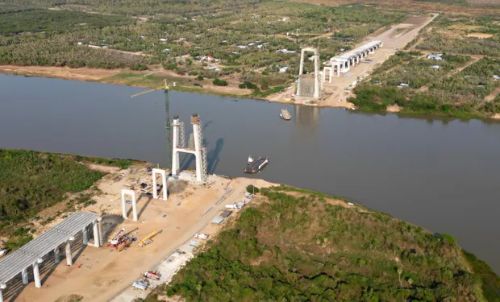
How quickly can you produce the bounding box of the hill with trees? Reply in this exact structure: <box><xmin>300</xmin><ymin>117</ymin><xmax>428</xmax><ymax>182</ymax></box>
<box><xmin>150</xmin><ymin>186</ymin><xmax>499</xmax><ymax>301</ymax></box>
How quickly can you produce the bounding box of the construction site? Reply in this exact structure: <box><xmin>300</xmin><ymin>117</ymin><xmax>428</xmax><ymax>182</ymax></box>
<box><xmin>269</xmin><ymin>14</ymin><xmax>438</xmax><ymax>108</ymax></box>
<box><xmin>0</xmin><ymin>114</ymin><xmax>272</xmax><ymax>302</ymax></box>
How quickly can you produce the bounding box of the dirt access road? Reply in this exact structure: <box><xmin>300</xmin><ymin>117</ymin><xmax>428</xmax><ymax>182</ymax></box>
<box><xmin>15</xmin><ymin>164</ymin><xmax>271</xmax><ymax>302</ymax></box>
<box><xmin>269</xmin><ymin>14</ymin><xmax>438</xmax><ymax>109</ymax></box>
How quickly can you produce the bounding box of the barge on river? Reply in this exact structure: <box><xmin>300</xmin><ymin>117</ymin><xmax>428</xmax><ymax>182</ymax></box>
<box><xmin>244</xmin><ymin>156</ymin><xmax>269</xmax><ymax>174</ymax></box>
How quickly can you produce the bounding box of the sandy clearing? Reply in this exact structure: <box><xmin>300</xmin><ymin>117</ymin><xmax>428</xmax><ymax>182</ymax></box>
<box><xmin>0</xmin><ymin>65</ymin><xmax>121</xmax><ymax>82</ymax></box>
<box><xmin>485</xmin><ymin>87</ymin><xmax>500</xmax><ymax>102</ymax></box>
<box><xmin>466</xmin><ymin>33</ymin><xmax>494</xmax><ymax>39</ymax></box>
<box><xmin>14</xmin><ymin>164</ymin><xmax>273</xmax><ymax>302</ymax></box>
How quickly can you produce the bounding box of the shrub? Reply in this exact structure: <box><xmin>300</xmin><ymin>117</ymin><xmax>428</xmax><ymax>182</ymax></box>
<box><xmin>212</xmin><ymin>78</ymin><xmax>228</xmax><ymax>86</ymax></box>
<box><xmin>246</xmin><ymin>185</ymin><xmax>259</xmax><ymax>194</ymax></box>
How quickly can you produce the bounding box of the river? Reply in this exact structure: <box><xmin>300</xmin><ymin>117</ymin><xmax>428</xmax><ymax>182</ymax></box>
<box><xmin>1</xmin><ymin>74</ymin><xmax>499</xmax><ymax>274</ymax></box>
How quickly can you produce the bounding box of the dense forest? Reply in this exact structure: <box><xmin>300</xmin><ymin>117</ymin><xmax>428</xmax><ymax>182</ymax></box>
<box><xmin>0</xmin><ymin>149</ymin><xmax>131</xmax><ymax>249</ymax></box>
<box><xmin>152</xmin><ymin>186</ymin><xmax>499</xmax><ymax>301</ymax></box>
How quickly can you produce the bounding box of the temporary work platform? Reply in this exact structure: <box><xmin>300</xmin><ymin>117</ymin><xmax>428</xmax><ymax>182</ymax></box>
<box><xmin>0</xmin><ymin>212</ymin><xmax>101</xmax><ymax>301</ymax></box>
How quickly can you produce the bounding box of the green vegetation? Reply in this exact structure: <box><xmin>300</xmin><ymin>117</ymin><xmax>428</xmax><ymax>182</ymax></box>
<box><xmin>212</xmin><ymin>78</ymin><xmax>228</xmax><ymax>86</ymax></box>
<box><xmin>0</xmin><ymin>0</ymin><xmax>404</xmax><ymax>92</ymax></box>
<box><xmin>0</xmin><ymin>149</ymin><xmax>131</xmax><ymax>247</ymax></box>
<box><xmin>464</xmin><ymin>251</ymin><xmax>500</xmax><ymax>301</ymax></box>
<box><xmin>351</xmin><ymin>13</ymin><xmax>500</xmax><ymax>119</ymax></box>
<box><xmin>153</xmin><ymin>186</ymin><xmax>495</xmax><ymax>301</ymax></box>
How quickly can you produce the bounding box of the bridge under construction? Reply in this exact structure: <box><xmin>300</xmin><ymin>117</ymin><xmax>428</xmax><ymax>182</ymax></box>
<box><xmin>0</xmin><ymin>212</ymin><xmax>102</xmax><ymax>302</ymax></box>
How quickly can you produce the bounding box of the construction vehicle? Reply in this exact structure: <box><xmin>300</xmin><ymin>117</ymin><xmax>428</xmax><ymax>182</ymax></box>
<box><xmin>108</xmin><ymin>228</ymin><xmax>138</xmax><ymax>251</ymax></box>
<box><xmin>132</xmin><ymin>278</ymin><xmax>149</xmax><ymax>290</ymax></box>
<box><xmin>144</xmin><ymin>271</ymin><xmax>161</xmax><ymax>280</ymax></box>
<box><xmin>139</xmin><ymin>229</ymin><xmax>163</xmax><ymax>247</ymax></box>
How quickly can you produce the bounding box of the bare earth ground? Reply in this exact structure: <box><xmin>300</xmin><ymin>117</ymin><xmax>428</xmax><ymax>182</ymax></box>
<box><xmin>15</xmin><ymin>163</ymin><xmax>272</xmax><ymax>302</ymax></box>
<box><xmin>0</xmin><ymin>65</ymin><xmax>251</xmax><ymax>97</ymax></box>
<box><xmin>268</xmin><ymin>14</ymin><xmax>438</xmax><ymax>109</ymax></box>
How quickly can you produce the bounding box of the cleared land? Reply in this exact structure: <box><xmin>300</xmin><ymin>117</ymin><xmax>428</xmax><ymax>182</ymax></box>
<box><xmin>13</xmin><ymin>163</ymin><xmax>271</xmax><ymax>302</ymax></box>
<box><xmin>269</xmin><ymin>14</ymin><xmax>438</xmax><ymax>108</ymax></box>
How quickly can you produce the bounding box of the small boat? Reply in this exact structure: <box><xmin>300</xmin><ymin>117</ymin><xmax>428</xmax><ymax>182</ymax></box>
<box><xmin>280</xmin><ymin>108</ymin><xmax>292</xmax><ymax>120</ymax></box>
<box><xmin>244</xmin><ymin>156</ymin><xmax>269</xmax><ymax>174</ymax></box>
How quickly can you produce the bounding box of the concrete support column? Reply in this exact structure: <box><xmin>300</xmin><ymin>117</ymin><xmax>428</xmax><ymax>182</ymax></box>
<box><xmin>22</xmin><ymin>268</ymin><xmax>29</xmax><ymax>284</ymax></box>
<box><xmin>171</xmin><ymin>117</ymin><xmax>180</xmax><ymax>176</ymax></box>
<box><xmin>0</xmin><ymin>284</ymin><xmax>5</xmax><ymax>302</ymax></box>
<box><xmin>33</xmin><ymin>261</ymin><xmax>41</xmax><ymax>288</ymax></box>
<box><xmin>121</xmin><ymin>194</ymin><xmax>127</xmax><ymax>219</ymax></box>
<box><xmin>97</xmin><ymin>217</ymin><xmax>103</xmax><ymax>246</ymax></box>
<box><xmin>152</xmin><ymin>169</ymin><xmax>167</xmax><ymax>200</ymax></box>
<box><xmin>93</xmin><ymin>220</ymin><xmax>100</xmax><ymax>247</ymax></box>
<box><xmin>82</xmin><ymin>227</ymin><xmax>88</xmax><ymax>245</ymax></box>
<box><xmin>121</xmin><ymin>189</ymin><xmax>137</xmax><ymax>221</ymax></box>
<box><xmin>132</xmin><ymin>198</ymin><xmax>138</xmax><ymax>221</ymax></box>
<box><xmin>54</xmin><ymin>247</ymin><xmax>60</xmax><ymax>263</ymax></box>
<box><xmin>65</xmin><ymin>241</ymin><xmax>73</xmax><ymax>266</ymax></box>
<box><xmin>192</xmin><ymin>116</ymin><xmax>204</xmax><ymax>182</ymax></box>
<box><xmin>313</xmin><ymin>53</ymin><xmax>320</xmax><ymax>99</ymax></box>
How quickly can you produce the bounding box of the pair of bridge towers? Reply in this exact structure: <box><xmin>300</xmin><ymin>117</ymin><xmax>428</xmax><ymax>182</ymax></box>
<box><xmin>120</xmin><ymin>112</ymin><xmax>207</xmax><ymax>219</ymax></box>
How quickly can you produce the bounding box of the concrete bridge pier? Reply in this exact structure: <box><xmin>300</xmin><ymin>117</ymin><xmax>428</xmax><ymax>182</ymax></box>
<box><xmin>82</xmin><ymin>228</ymin><xmax>88</xmax><ymax>245</ymax></box>
<box><xmin>54</xmin><ymin>247</ymin><xmax>60</xmax><ymax>264</ymax></box>
<box><xmin>33</xmin><ymin>259</ymin><xmax>42</xmax><ymax>288</ymax></box>
<box><xmin>0</xmin><ymin>283</ymin><xmax>5</xmax><ymax>302</ymax></box>
<box><xmin>21</xmin><ymin>268</ymin><xmax>28</xmax><ymax>285</ymax></box>
<box><xmin>65</xmin><ymin>239</ymin><xmax>74</xmax><ymax>266</ymax></box>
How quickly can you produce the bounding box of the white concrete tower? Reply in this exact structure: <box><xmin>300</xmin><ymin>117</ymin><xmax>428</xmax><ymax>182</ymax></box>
<box><xmin>171</xmin><ymin>116</ymin><xmax>181</xmax><ymax>176</ymax></box>
<box><xmin>191</xmin><ymin>114</ymin><xmax>206</xmax><ymax>182</ymax></box>
<box><xmin>121</xmin><ymin>189</ymin><xmax>138</xmax><ymax>221</ymax></box>
<box><xmin>297</xmin><ymin>47</ymin><xmax>320</xmax><ymax>99</ymax></box>
<box><xmin>171</xmin><ymin>114</ymin><xmax>207</xmax><ymax>183</ymax></box>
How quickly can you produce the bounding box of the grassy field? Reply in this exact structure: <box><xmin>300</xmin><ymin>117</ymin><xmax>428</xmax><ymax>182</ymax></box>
<box><xmin>0</xmin><ymin>149</ymin><xmax>132</xmax><ymax>249</ymax></box>
<box><xmin>351</xmin><ymin>13</ymin><xmax>500</xmax><ymax>119</ymax></box>
<box><xmin>148</xmin><ymin>186</ymin><xmax>498</xmax><ymax>301</ymax></box>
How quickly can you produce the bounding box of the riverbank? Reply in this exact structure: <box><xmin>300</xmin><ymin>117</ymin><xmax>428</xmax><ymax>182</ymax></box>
<box><xmin>4</xmin><ymin>155</ymin><xmax>497</xmax><ymax>301</ymax></box>
<box><xmin>154</xmin><ymin>185</ymin><xmax>499</xmax><ymax>301</ymax></box>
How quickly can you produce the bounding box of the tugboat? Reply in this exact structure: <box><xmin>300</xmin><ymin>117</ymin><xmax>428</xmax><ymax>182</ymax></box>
<box><xmin>280</xmin><ymin>108</ymin><xmax>292</xmax><ymax>121</ymax></box>
<box><xmin>244</xmin><ymin>156</ymin><xmax>269</xmax><ymax>174</ymax></box>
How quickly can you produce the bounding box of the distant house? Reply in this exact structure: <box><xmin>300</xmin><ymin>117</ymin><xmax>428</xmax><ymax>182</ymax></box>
<box><xmin>276</xmin><ymin>48</ymin><xmax>296</xmax><ymax>54</ymax></box>
<box><xmin>279</xmin><ymin>66</ymin><xmax>289</xmax><ymax>73</ymax></box>
<box><xmin>427</xmin><ymin>53</ymin><xmax>443</xmax><ymax>61</ymax></box>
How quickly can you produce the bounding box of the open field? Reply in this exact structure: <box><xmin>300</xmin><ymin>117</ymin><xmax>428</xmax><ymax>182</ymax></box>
<box><xmin>10</xmin><ymin>162</ymin><xmax>272</xmax><ymax>302</ymax></box>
